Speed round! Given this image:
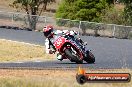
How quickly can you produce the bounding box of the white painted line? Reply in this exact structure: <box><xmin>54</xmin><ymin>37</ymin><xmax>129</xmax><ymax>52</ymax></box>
<box><xmin>0</xmin><ymin>39</ymin><xmax>44</xmax><ymax>47</ymax></box>
<box><xmin>14</xmin><ymin>61</ymin><xmax>24</xmax><ymax>63</ymax></box>
<box><xmin>34</xmin><ymin>61</ymin><xmax>42</xmax><ymax>62</ymax></box>
<box><xmin>0</xmin><ymin>61</ymin><xmax>24</xmax><ymax>64</ymax></box>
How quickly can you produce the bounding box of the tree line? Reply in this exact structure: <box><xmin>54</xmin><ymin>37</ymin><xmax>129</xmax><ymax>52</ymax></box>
<box><xmin>11</xmin><ymin>0</ymin><xmax>132</xmax><ymax>30</ymax></box>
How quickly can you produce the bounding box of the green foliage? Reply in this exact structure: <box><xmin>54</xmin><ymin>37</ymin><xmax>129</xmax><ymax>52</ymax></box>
<box><xmin>123</xmin><ymin>4</ymin><xmax>132</xmax><ymax>25</ymax></box>
<box><xmin>55</xmin><ymin>0</ymin><xmax>76</xmax><ymax>19</ymax></box>
<box><xmin>120</xmin><ymin>0</ymin><xmax>131</xmax><ymax>4</ymax></box>
<box><xmin>106</xmin><ymin>0</ymin><xmax>114</xmax><ymax>4</ymax></box>
<box><xmin>120</xmin><ymin>0</ymin><xmax>132</xmax><ymax>25</ymax></box>
<box><xmin>56</xmin><ymin>0</ymin><xmax>108</xmax><ymax>22</ymax></box>
<box><xmin>100</xmin><ymin>7</ymin><xmax>125</xmax><ymax>25</ymax></box>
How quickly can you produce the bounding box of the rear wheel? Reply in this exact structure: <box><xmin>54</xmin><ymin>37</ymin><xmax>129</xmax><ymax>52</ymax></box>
<box><xmin>84</xmin><ymin>51</ymin><xmax>95</xmax><ymax>63</ymax></box>
<box><xmin>65</xmin><ymin>49</ymin><xmax>83</xmax><ymax>64</ymax></box>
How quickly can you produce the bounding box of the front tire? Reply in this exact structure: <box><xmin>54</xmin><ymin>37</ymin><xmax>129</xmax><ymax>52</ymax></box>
<box><xmin>65</xmin><ymin>49</ymin><xmax>83</xmax><ymax>64</ymax></box>
<box><xmin>84</xmin><ymin>51</ymin><xmax>95</xmax><ymax>63</ymax></box>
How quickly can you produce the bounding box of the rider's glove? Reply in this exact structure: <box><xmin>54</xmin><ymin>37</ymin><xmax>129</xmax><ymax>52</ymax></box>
<box><xmin>49</xmin><ymin>50</ymin><xmax>55</xmax><ymax>54</ymax></box>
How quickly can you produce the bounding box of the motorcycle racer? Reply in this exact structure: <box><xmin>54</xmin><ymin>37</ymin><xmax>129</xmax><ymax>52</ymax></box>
<box><xmin>43</xmin><ymin>25</ymin><xmax>86</xmax><ymax>61</ymax></box>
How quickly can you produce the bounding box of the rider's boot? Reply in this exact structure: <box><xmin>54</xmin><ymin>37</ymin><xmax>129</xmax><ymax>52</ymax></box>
<box><xmin>83</xmin><ymin>42</ymin><xmax>87</xmax><ymax>46</ymax></box>
<box><xmin>84</xmin><ymin>49</ymin><xmax>91</xmax><ymax>58</ymax></box>
<box><xmin>56</xmin><ymin>53</ymin><xmax>63</xmax><ymax>61</ymax></box>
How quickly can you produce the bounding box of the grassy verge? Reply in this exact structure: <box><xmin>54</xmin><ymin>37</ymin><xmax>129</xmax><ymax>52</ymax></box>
<box><xmin>0</xmin><ymin>39</ymin><xmax>55</xmax><ymax>62</ymax></box>
<box><xmin>0</xmin><ymin>69</ymin><xmax>131</xmax><ymax>87</ymax></box>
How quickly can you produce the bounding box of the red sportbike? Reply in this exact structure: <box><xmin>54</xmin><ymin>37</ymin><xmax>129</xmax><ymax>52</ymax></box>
<box><xmin>53</xmin><ymin>35</ymin><xmax>95</xmax><ymax>64</ymax></box>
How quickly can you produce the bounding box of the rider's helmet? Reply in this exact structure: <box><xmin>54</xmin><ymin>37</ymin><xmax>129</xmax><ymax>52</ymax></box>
<box><xmin>43</xmin><ymin>25</ymin><xmax>54</xmax><ymax>38</ymax></box>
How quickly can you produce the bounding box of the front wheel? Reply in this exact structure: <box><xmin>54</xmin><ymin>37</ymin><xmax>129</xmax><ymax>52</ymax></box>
<box><xmin>65</xmin><ymin>49</ymin><xmax>83</xmax><ymax>64</ymax></box>
<box><xmin>84</xmin><ymin>51</ymin><xmax>95</xmax><ymax>63</ymax></box>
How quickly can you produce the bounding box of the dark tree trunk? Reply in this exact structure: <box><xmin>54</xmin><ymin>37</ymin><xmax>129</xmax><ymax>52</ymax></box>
<box><xmin>28</xmin><ymin>0</ymin><xmax>38</xmax><ymax>30</ymax></box>
<box><xmin>27</xmin><ymin>0</ymin><xmax>38</xmax><ymax>30</ymax></box>
<box><xmin>29</xmin><ymin>15</ymin><xmax>38</xmax><ymax>30</ymax></box>
<box><xmin>30</xmin><ymin>7</ymin><xmax>37</xmax><ymax>30</ymax></box>
<box><xmin>44</xmin><ymin>2</ymin><xmax>47</xmax><ymax>10</ymax></box>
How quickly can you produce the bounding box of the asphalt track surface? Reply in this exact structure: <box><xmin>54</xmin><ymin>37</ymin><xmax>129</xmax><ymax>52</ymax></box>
<box><xmin>0</xmin><ymin>28</ymin><xmax>132</xmax><ymax>69</ymax></box>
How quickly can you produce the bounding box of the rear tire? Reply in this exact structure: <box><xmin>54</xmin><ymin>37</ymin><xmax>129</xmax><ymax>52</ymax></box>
<box><xmin>84</xmin><ymin>51</ymin><xmax>95</xmax><ymax>63</ymax></box>
<box><xmin>65</xmin><ymin>49</ymin><xmax>83</xmax><ymax>64</ymax></box>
